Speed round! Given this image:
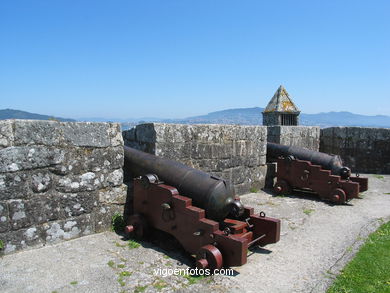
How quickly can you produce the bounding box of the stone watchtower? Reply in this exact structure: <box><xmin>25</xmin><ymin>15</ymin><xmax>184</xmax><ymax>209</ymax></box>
<box><xmin>262</xmin><ymin>85</ymin><xmax>300</xmax><ymax>126</ymax></box>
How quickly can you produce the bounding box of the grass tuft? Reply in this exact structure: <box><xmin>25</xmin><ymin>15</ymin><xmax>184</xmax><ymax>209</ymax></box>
<box><xmin>303</xmin><ymin>208</ymin><xmax>315</xmax><ymax>215</ymax></box>
<box><xmin>111</xmin><ymin>212</ymin><xmax>126</xmax><ymax>233</ymax></box>
<box><xmin>0</xmin><ymin>240</ymin><xmax>4</xmax><ymax>250</ymax></box>
<box><xmin>134</xmin><ymin>285</ymin><xmax>148</xmax><ymax>293</ymax></box>
<box><xmin>373</xmin><ymin>174</ymin><xmax>385</xmax><ymax>179</ymax></box>
<box><xmin>250</xmin><ymin>187</ymin><xmax>259</xmax><ymax>193</ymax></box>
<box><xmin>128</xmin><ymin>239</ymin><xmax>141</xmax><ymax>249</ymax></box>
<box><xmin>70</xmin><ymin>281</ymin><xmax>78</xmax><ymax>285</ymax></box>
<box><xmin>153</xmin><ymin>279</ymin><xmax>168</xmax><ymax>290</ymax></box>
<box><xmin>327</xmin><ymin>221</ymin><xmax>390</xmax><ymax>293</ymax></box>
<box><xmin>119</xmin><ymin>271</ymin><xmax>132</xmax><ymax>277</ymax></box>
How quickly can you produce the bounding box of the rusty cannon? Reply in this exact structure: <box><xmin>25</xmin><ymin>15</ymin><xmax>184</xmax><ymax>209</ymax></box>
<box><xmin>267</xmin><ymin>142</ymin><xmax>368</xmax><ymax>203</ymax></box>
<box><xmin>123</xmin><ymin>146</ymin><xmax>280</xmax><ymax>270</ymax></box>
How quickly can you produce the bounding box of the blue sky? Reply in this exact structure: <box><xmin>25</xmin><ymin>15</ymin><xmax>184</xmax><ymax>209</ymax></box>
<box><xmin>0</xmin><ymin>0</ymin><xmax>389</xmax><ymax>119</ymax></box>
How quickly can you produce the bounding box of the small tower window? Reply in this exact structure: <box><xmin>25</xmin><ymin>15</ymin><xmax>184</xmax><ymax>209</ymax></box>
<box><xmin>281</xmin><ymin>114</ymin><xmax>298</xmax><ymax>126</ymax></box>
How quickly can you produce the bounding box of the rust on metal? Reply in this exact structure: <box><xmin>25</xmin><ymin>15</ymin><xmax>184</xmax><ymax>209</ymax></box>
<box><xmin>269</xmin><ymin>143</ymin><xmax>368</xmax><ymax>203</ymax></box>
<box><xmin>125</xmin><ymin>174</ymin><xmax>281</xmax><ymax>268</ymax></box>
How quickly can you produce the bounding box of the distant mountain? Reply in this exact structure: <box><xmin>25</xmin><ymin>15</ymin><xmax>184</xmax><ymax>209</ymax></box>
<box><xmin>151</xmin><ymin>108</ymin><xmax>390</xmax><ymax>128</ymax></box>
<box><xmin>300</xmin><ymin>111</ymin><xmax>390</xmax><ymax>128</ymax></box>
<box><xmin>162</xmin><ymin>107</ymin><xmax>264</xmax><ymax>125</ymax></box>
<box><xmin>0</xmin><ymin>109</ymin><xmax>76</xmax><ymax>122</ymax></box>
<box><xmin>4</xmin><ymin>108</ymin><xmax>390</xmax><ymax>129</ymax></box>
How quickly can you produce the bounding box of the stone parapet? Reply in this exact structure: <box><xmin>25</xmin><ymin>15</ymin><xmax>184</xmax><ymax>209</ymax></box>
<box><xmin>123</xmin><ymin>123</ymin><xmax>268</xmax><ymax>194</ymax></box>
<box><xmin>267</xmin><ymin>126</ymin><xmax>320</xmax><ymax>151</ymax></box>
<box><xmin>0</xmin><ymin>120</ymin><xmax>127</xmax><ymax>255</ymax></box>
<box><xmin>320</xmin><ymin>127</ymin><xmax>390</xmax><ymax>174</ymax></box>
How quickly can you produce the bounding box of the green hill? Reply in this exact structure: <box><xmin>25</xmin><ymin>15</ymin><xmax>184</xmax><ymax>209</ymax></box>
<box><xmin>0</xmin><ymin>109</ymin><xmax>75</xmax><ymax>122</ymax></box>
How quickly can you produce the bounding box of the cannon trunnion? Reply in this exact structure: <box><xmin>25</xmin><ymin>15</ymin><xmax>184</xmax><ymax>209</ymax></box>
<box><xmin>123</xmin><ymin>146</ymin><xmax>280</xmax><ymax>269</ymax></box>
<box><xmin>267</xmin><ymin>143</ymin><xmax>368</xmax><ymax>203</ymax></box>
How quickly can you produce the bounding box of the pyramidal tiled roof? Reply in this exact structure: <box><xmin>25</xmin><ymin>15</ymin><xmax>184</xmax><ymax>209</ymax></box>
<box><xmin>263</xmin><ymin>85</ymin><xmax>300</xmax><ymax>113</ymax></box>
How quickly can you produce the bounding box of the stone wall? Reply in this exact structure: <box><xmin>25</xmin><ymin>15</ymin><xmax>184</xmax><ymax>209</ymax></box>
<box><xmin>123</xmin><ymin>123</ymin><xmax>268</xmax><ymax>195</ymax></box>
<box><xmin>267</xmin><ymin>126</ymin><xmax>320</xmax><ymax>151</ymax></box>
<box><xmin>320</xmin><ymin>127</ymin><xmax>390</xmax><ymax>174</ymax></box>
<box><xmin>0</xmin><ymin>120</ymin><xmax>127</xmax><ymax>255</ymax></box>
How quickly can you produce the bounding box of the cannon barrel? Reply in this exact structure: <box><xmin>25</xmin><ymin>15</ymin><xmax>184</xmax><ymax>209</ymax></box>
<box><xmin>124</xmin><ymin>146</ymin><xmax>242</xmax><ymax>222</ymax></box>
<box><xmin>267</xmin><ymin>142</ymin><xmax>351</xmax><ymax>178</ymax></box>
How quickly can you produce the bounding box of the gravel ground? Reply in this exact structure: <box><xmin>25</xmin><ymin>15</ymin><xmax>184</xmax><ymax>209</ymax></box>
<box><xmin>1</xmin><ymin>174</ymin><xmax>389</xmax><ymax>293</ymax></box>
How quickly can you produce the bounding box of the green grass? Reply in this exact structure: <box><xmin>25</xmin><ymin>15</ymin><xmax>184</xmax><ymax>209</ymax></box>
<box><xmin>70</xmin><ymin>281</ymin><xmax>78</xmax><ymax>285</ymax></box>
<box><xmin>250</xmin><ymin>187</ymin><xmax>259</xmax><ymax>193</ymax></box>
<box><xmin>153</xmin><ymin>279</ymin><xmax>168</xmax><ymax>290</ymax></box>
<box><xmin>384</xmin><ymin>192</ymin><xmax>390</xmax><ymax>195</ymax></box>
<box><xmin>303</xmin><ymin>208</ymin><xmax>315</xmax><ymax>215</ymax></box>
<box><xmin>0</xmin><ymin>240</ymin><xmax>4</xmax><ymax>250</ymax></box>
<box><xmin>107</xmin><ymin>260</ymin><xmax>115</xmax><ymax>268</ymax></box>
<box><xmin>327</xmin><ymin>221</ymin><xmax>390</xmax><ymax>293</ymax></box>
<box><xmin>373</xmin><ymin>174</ymin><xmax>385</xmax><ymax>179</ymax></box>
<box><xmin>134</xmin><ymin>285</ymin><xmax>148</xmax><ymax>293</ymax></box>
<box><xmin>117</xmin><ymin>277</ymin><xmax>126</xmax><ymax>287</ymax></box>
<box><xmin>128</xmin><ymin>239</ymin><xmax>141</xmax><ymax>249</ymax></box>
<box><xmin>119</xmin><ymin>271</ymin><xmax>132</xmax><ymax>277</ymax></box>
<box><xmin>111</xmin><ymin>212</ymin><xmax>126</xmax><ymax>233</ymax></box>
<box><xmin>117</xmin><ymin>264</ymin><xmax>125</xmax><ymax>269</ymax></box>
<box><xmin>180</xmin><ymin>272</ymin><xmax>206</xmax><ymax>285</ymax></box>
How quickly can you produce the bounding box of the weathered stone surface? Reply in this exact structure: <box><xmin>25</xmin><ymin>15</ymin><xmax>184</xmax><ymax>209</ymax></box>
<box><xmin>0</xmin><ymin>201</ymin><xmax>10</xmax><ymax>232</ymax></box>
<box><xmin>102</xmin><ymin>169</ymin><xmax>124</xmax><ymax>187</ymax></box>
<box><xmin>0</xmin><ymin>120</ymin><xmax>14</xmax><ymax>148</ymax></box>
<box><xmin>123</xmin><ymin>123</ymin><xmax>268</xmax><ymax>194</ymax></box>
<box><xmin>43</xmin><ymin>214</ymin><xmax>95</xmax><ymax>244</ymax></box>
<box><xmin>267</xmin><ymin>126</ymin><xmax>320</xmax><ymax>151</ymax></box>
<box><xmin>320</xmin><ymin>127</ymin><xmax>390</xmax><ymax>174</ymax></box>
<box><xmin>1</xmin><ymin>225</ymin><xmax>44</xmax><ymax>254</ymax></box>
<box><xmin>31</xmin><ymin>171</ymin><xmax>52</xmax><ymax>193</ymax></box>
<box><xmin>13</xmin><ymin>120</ymin><xmax>61</xmax><ymax>146</ymax></box>
<box><xmin>61</xmin><ymin>122</ymin><xmax>111</xmax><ymax>147</ymax></box>
<box><xmin>109</xmin><ymin>123</ymin><xmax>124</xmax><ymax>146</ymax></box>
<box><xmin>8</xmin><ymin>196</ymin><xmax>61</xmax><ymax>230</ymax></box>
<box><xmin>0</xmin><ymin>146</ymin><xmax>65</xmax><ymax>173</ymax></box>
<box><xmin>0</xmin><ymin>120</ymin><xmax>126</xmax><ymax>255</ymax></box>
<box><xmin>0</xmin><ymin>172</ymin><xmax>29</xmax><ymax>200</ymax></box>
<box><xmin>56</xmin><ymin>172</ymin><xmax>102</xmax><ymax>193</ymax></box>
<box><xmin>94</xmin><ymin>204</ymin><xmax>123</xmax><ymax>233</ymax></box>
<box><xmin>98</xmin><ymin>185</ymin><xmax>127</xmax><ymax>204</ymax></box>
<box><xmin>51</xmin><ymin>146</ymin><xmax>124</xmax><ymax>175</ymax></box>
<box><xmin>60</xmin><ymin>191</ymin><xmax>98</xmax><ymax>217</ymax></box>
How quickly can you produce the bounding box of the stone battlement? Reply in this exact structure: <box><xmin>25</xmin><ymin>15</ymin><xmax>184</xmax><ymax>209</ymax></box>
<box><xmin>1</xmin><ymin>120</ymin><xmax>389</xmax><ymax>255</ymax></box>
<box><xmin>0</xmin><ymin>120</ymin><xmax>127</xmax><ymax>255</ymax></box>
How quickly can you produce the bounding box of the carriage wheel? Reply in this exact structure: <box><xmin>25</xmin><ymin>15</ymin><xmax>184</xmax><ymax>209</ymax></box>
<box><xmin>274</xmin><ymin>180</ymin><xmax>292</xmax><ymax>195</ymax></box>
<box><xmin>124</xmin><ymin>214</ymin><xmax>149</xmax><ymax>238</ymax></box>
<box><xmin>331</xmin><ymin>188</ymin><xmax>346</xmax><ymax>204</ymax></box>
<box><xmin>195</xmin><ymin>244</ymin><xmax>223</xmax><ymax>271</ymax></box>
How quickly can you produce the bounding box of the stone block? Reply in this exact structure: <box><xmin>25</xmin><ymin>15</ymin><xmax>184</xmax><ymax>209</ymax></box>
<box><xmin>94</xmin><ymin>204</ymin><xmax>124</xmax><ymax>233</ymax></box>
<box><xmin>102</xmin><ymin>169</ymin><xmax>123</xmax><ymax>187</ymax></box>
<box><xmin>0</xmin><ymin>172</ymin><xmax>29</xmax><ymax>200</ymax></box>
<box><xmin>31</xmin><ymin>171</ymin><xmax>52</xmax><ymax>193</ymax></box>
<box><xmin>0</xmin><ymin>146</ymin><xmax>65</xmax><ymax>173</ymax></box>
<box><xmin>13</xmin><ymin>120</ymin><xmax>61</xmax><ymax>146</ymax></box>
<box><xmin>109</xmin><ymin>123</ymin><xmax>123</xmax><ymax>146</ymax></box>
<box><xmin>42</xmin><ymin>214</ymin><xmax>95</xmax><ymax>244</ymax></box>
<box><xmin>52</xmin><ymin>146</ymin><xmax>124</xmax><ymax>175</ymax></box>
<box><xmin>0</xmin><ymin>120</ymin><xmax>14</xmax><ymax>148</ymax></box>
<box><xmin>61</xmin><ymin>122</ymin><xmax>111</xmax><ymax>147</ymax></box>
<box><xmin>59</xmin><ymin>191</ymin><xmax>98</xmax><ymax>217</ymax></box>
<box><xmin>0</xmin><ymin>226</ymin><xmax>44</xmax><ymax>255</ymax></box>
<box><xmin>0</xmin><ymin>201</ymin><xmax>10</xmax><ymax>232</ymax></box>
<box><xmin>8</xmin><ymin>196</ymin><xmax>61</xmax><ymax>230</ymax></box>
<box><xmin>98</xmin><ymin>184</ymin><xmax>127</xmax><ymax>204</ymax></box>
